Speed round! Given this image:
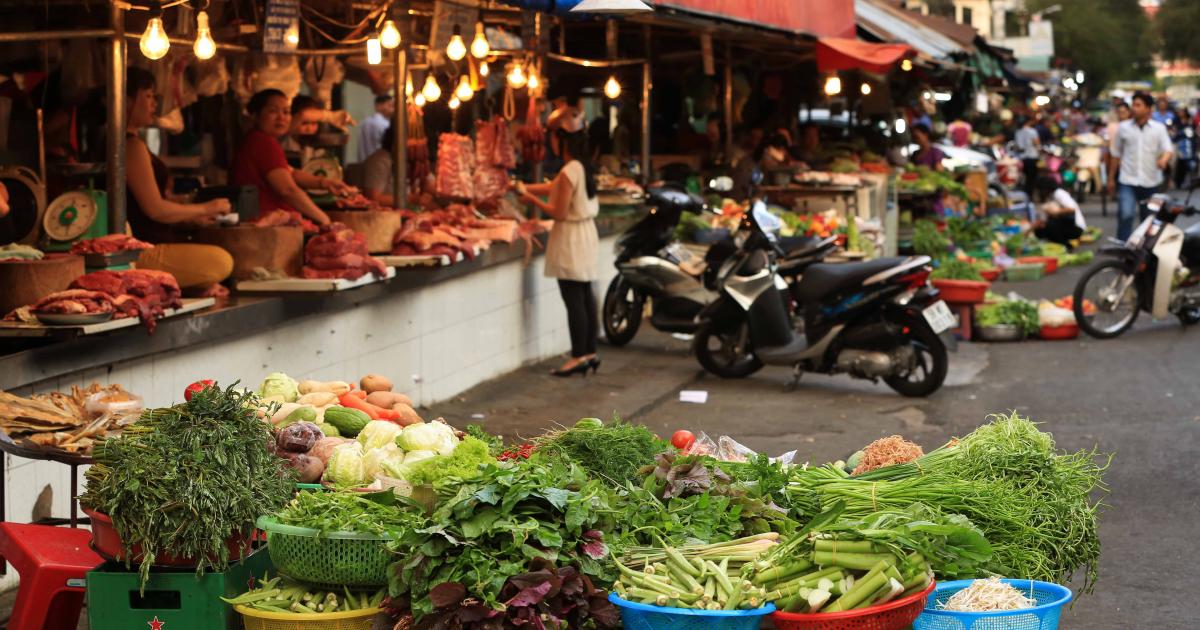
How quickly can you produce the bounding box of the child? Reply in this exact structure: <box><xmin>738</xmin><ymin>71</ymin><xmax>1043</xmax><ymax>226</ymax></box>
<box><xmin>1032</xmin><ymin>177</ymin><xmax>1085</xmax><ymax>248</ymax></box>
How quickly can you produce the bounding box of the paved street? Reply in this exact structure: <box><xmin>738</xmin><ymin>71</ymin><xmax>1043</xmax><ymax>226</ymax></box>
<box><xmin>429</xmin><ymin>202</ymin><xmax>1200</xmax><ymax>628</ymax></box>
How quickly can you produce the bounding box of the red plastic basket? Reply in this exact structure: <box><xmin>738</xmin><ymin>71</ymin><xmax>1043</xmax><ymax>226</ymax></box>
<box><xmin>979</xmin><ymin>268</ymin><xmax>1002</xmax><ymax>282</ymax></box>
<box><xmin>85</xmin><ymin>507</ymin><xmax>255</xmax><ymax>567</ymax></box>
<box><xmin>1017</xmin><ymin>256</ymin><xmax>1058</xmax><ymax>274</ymax></box>
<box><xmin>1039</xmin><ymin>323</ymin><xmax>1079</xmax><ymax>340</ymax></box>
<box><xmin>931</xmin><ymin>279</ymin><xmax>989</xmax><ymax>304</ymax></box>
<box><xmin>771</xmin><ymin>581</ymin><xmax>935</xmax><ymax>630</ymax></box>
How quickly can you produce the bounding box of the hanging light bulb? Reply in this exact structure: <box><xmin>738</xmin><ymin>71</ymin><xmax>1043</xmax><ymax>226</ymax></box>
<box><xmin>414</xmin><ymin>93</ymin><xmax>427</xmax><ymax>107</ymax></box>
<box><xmin>446</xmin><ymin>25</ymin><xmax>467</xmax><ymax>61</ymax></box>
<box><xmin>901</xmin><ymin>59</ymin><xmax>913</xmax><ymax>72</ymax></box>
<box><xmin>366</xmin><ymin>37</ymin><xmax>382</xmax><ymax>65</ymax></box>
<box><xmin>470</xmin><ymin>23</ymin><xmax>490</xmax><ymax>59</ymax></box>
<box><xmin>422</xmin><ymin>74</ymin><xmax>442</xmax><ymax>102</ymax></box>
<box><xmin>604</xmin><ymin>75</ymin><xmax>622</xmax><ymax>99</ymax></box>
<box><xmin>527</xmin><ymin>69</ymin><xmax>540</xmax><ymax>91</ymax></box>
<box><xmin>449</xmin><ymin>95</ymin><xmax>461</xmax><ymax>110</ymax></box>
<box><xmin>456</xmin><ymin>76</ymin><xmax>474</xmax><ymax>101</ymax></box>
<box><xmin>479</xmin><ymin>61</ymin><xmax>490</xmax><ymax>77</ymax></box>
<box><xmin>506</xmin><ymin>62</ymin><xmax>527</xmax><ymax>89</ymax></box>
<box><xmin>405</xmin><ymin>73</ymin><xmax>414</xmax><ymax>97</ymax></box>
<box><xmin>823</xmin><ymin>75</ymin><xmax>842</xmax><ymax>96</ymax></box>
<box><xmin>139</xmin><ymin>8</ymin><xmax>171</xmax><ymax>60</ymax></box>
<box><xmin>193</xmin><ymin>10</ymin><xmax>216</xmax><ymax>60</ymax></box>
<box><xmin>860</xmin><ymin>83</ymin><xmax>872</xmax><ymax>96</ymax></box>
<box><xmin>380</xmin><ymin>20</ymin><xmax>402</xmax><ymax>50</ymax></box>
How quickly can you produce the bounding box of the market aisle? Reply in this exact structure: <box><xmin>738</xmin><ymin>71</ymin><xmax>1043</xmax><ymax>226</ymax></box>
<box><xmin>429</xmin><ymin>201</ymin><xmax>1200</xmax><ymax>628</ymax></box>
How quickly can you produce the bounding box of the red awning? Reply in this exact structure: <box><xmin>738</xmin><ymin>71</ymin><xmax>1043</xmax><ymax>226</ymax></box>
<box><xmin>658</xmin><ymin>1</ymin><xmax>855</xmax><ymax>38</ymax></box>
<box><xmin>817</xmin><ymin>38</ymin><xmax>915</xmax><ymax>74</ymax></box>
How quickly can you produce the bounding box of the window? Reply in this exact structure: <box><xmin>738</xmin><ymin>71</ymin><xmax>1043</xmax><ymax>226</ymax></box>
<box><xmin>961</xmin><ymin>6</ymin><xmax>974</xmax><ymax>26</ymax></box>
<box><xmin>926</xmin><ymin>0</ymin><xmax>955</xmax><ymax>17</ymax></box>
<box><xmin>1005</xmin><ymin>11</ymin><xmax>1028</xmax><ymax>38</ymax></box>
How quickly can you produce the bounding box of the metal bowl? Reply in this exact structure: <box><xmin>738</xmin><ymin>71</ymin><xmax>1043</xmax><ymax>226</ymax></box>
<box><xmin>975</xmin><ymin>324</ymin><xmax>1025</xmax><ymax>342</ymax></box>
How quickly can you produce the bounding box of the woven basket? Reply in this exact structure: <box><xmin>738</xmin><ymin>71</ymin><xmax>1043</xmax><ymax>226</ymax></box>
<box><xmin>257</xmin><ymin>516</ymin><xmax>394</xmax><ymax>588</ymax></box>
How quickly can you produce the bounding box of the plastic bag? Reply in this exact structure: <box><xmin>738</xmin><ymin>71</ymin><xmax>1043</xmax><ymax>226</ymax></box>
<box><xmin>682</xmin><ymin>431</ymin><xmax>796</xmax><ymax>465</ymax></box>
<box><xmin>1038</xmin><ymin>300</ymin><xmax>1076</xmax><ymax>327</ymax></box>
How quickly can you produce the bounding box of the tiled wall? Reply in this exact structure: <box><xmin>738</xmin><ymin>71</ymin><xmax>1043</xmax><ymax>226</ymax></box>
<box><xmin>0</xmin><ymin>236</ymin><xmax>618</xmax><ymax>589</ymax></box>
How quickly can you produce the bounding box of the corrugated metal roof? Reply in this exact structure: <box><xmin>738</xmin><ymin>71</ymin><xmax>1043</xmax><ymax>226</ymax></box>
<box><xmin>855</xmin><ymin>0</ymin><xmax>966</xmax><ymax>60</ymax></box>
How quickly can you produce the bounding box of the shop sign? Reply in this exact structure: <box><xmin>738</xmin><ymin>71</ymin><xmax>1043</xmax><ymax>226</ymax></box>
<box><xmin>263</xmin><ymin>0</ymin><xmax>300</xmax><ymax>53</ymax></box>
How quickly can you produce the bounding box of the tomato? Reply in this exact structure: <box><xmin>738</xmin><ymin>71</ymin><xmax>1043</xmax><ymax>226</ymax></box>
<box><xmin>184</xmin><ymin>379</ymin><xmax>216</xmax><ymax>401</ymax></box>
<box><xmin>671</xmin><ymin>430</ymin><xmax>696</xmax><ymax>450</ymax></box>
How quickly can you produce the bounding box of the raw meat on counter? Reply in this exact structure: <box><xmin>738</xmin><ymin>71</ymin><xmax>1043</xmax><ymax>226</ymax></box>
<box><xmin>69</xmin><ymin>234</ymin><xmax>154</xmax><ymax>255</ymax></box>
<box><xmin>435</xmin><ymin>133</ymin><xmax>476</xmax><ymax>199</ymax></box>
<box><xmin>71</xmin><ymin>269</ymin><xmax>183</xmax><ymax>333</ymax></box>
<box><xmin>14</xmin><ymin>289</ymin><xmax>117</xmax><ymax>316</ymax></box>
<box><xmin>302</xmin><ymin>222</ymin><xmax>388</xmax><ymax>280</ymax></box>
<box><xmin>252</xmin><ymin>208</ymin><xmax>319</xmax><ymax>232</ymax></box>
<box><xmin>390</xmin><ymin>204</ymin><xmax>519</xmax><ymax>261</ymax></box>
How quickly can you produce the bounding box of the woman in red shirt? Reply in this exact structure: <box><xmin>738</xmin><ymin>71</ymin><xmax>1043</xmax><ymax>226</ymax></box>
<box><xmin>232</xmin><ymin>90</ymin><xmax>338</xmax><ymax>227</ymax></box>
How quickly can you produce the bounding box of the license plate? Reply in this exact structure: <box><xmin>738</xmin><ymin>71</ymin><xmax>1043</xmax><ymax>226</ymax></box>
<box><xmin>922</xmin><ymin>300</ymin><xmax>957</xmax><ymax>334</ymax></box>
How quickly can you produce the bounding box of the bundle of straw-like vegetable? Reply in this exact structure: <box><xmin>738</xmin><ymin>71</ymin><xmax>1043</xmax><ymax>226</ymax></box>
<box><xmin>787</xmin><ymin>412</ymin><xmax>1108</xmax><ymax>591</ymax></box>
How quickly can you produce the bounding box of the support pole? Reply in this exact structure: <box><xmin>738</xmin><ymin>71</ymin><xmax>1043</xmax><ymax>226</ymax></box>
<box><xmin>640</xmin><ymin>24</ymin><xmax>652</xmax><ymax>185</ymax></box>
<box><xmin>107</xmin><ymin>2</ymin><xmax>126</xmax><ymax>234</ymax></box>
<box><xmin>724</xmin><ymin>42</ymin><xmax>734</xmax><ymax>166</ymax></box>
<box><xmin>392</xmin><ymin>47</ymin><xmax>408</xmax><ymax>209</ymax></box>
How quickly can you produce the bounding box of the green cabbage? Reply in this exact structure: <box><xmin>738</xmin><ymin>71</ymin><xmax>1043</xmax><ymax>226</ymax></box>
<box><xmin>258</xmin><ymin>372</ymin><xmax>300</xmax><ymax>403</ymax></box>
<box><xmin>379</xmin><ymin>449</ymin><xmax>436</xmax><ymax>480</ymax></box>
<box><xmin>363</xmin><ymin>443</ymin><xmax>405</xmax><ymax>479</ymax></box>
<box><xmin>358</xmin><ymin>420</ymin><xmax>404</xmax><ymax>451</ymax></box>
<box><xmin>396</xmin><ymin>422</ymin><xmax>458</xmax><ymax>455</ymax></box>
<box><xmin>324</xmin><ymin>441</ymin><xmax>367</xmax><ymax>485</ymax></box>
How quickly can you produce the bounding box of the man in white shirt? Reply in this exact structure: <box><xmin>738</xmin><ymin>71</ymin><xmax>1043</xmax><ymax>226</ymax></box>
<box><xmin>1109</xmin><ymin>92</ymin><xmax>1175</xmax><ymax>240</ymax></box>
<box><xmin>355</xmin><ymin>95</ymin><xmax>394</xmax><ymax>163</ymax></box>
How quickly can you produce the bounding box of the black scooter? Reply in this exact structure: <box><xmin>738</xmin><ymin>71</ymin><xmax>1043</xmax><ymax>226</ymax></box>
<box><xmin>693</xmin><ymin>201</ymin><xmax>954</xmax><ymax>397</ymax></box>
<box><xmin>603</xmin><ymin>182</ymin><xmax>836</xmax><ymax>346</ymax></box>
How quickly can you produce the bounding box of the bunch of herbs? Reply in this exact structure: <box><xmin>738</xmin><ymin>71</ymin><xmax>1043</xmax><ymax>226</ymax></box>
<box><xmin>275</xmin><ymin>489</ymin><xmax>422</xmax><ymax>536</ymax></box>
<box><xmin>534</xmin><ymin>415</ymin><xmax>668</xmax><ymax>486</ymax></box>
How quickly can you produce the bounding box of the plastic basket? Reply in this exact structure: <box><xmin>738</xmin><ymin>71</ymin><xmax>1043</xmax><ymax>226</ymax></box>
<box><xmin>771</xmin><ymin>580</ymin><xmax>935</xmax><ymax>630</ymax></box>
<box><xmin>608</xmin><ymin>593</ymin><xmax>774</xmax><ymax>630</ymax></box>
<box><xmin>913</xmin><ymin>579</ymin><xmax>1071</xmax><ymax>630</ymax></box>
<box><xmin>1003</xmin><ymin>263</ymin><xmax>1044</xmax><ymax>282</ymax></box>
<box><xmin>236</xmin><ymin>604</ymin><xmax>378</xmax><ymax>630</ymax></box>
<box><xmin>257</xmin><ymin>516</ymin><xmax>393</xmax><ymax>588</ymax></box>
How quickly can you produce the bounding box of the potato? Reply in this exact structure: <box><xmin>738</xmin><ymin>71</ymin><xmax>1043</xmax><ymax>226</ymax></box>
<box><xmin>298</xmin><ymin>380</ymin><xmax>351</xmax><ymax>396</ymax></box>
<box><xmin>360</xmin><ymin>374</ymin><xmax>393</xmax><ymax>393</ymax></box>
<box><xmin>365</xmin><ymin>391</ymin><xmax>413</xmax><ymax>409</ymax></box>
<box><xmin>392</xmin><ymin>403</ymin><xmax>423</xmax><ymax>427</ymax></box>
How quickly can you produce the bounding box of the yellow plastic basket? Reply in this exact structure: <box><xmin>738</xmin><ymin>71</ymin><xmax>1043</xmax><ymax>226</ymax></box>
<box><xmin>235</xmin><ymin>604</ymin><xmax>379</xmax><ymax>630</ymax></box>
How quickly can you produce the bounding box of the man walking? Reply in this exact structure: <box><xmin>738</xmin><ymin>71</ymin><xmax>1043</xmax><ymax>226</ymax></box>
<box><xmin>355</xmin><ymin>94</ymin><xmax>394</xmax><ymax>163</ymax></box>
<box><xmin>1015</xmin><ymin>116</ymin><xmax>1041</xmax><ymax>200</ymax></box>
<box><xmin>1109</xmin><ymin>92</ymin><xmax>1175</xmax><ymax>240</ymax></box>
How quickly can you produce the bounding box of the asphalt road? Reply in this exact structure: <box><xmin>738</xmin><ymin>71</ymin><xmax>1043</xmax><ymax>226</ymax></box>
<box><xmin>430</xmin><ymin>201</ymin><xmax>1200</xmax><ymax>628</ymax></box>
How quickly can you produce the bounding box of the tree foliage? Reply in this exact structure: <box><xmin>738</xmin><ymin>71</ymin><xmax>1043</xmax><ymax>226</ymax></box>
<box><xmin>1027</xmin><ymin>0</ymin><xmax>1153</xmax><ymax>91</ymax></box>
<box><xmin>1157</xmin><ymin>0</ymin><xmax>1200</xmax><ymax>63</ymax></box>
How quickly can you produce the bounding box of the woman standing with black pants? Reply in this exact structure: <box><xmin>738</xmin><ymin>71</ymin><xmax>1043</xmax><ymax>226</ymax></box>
<box><xmin>517</xmin><ymin>129</ymin><xmax>601</xmax><ymax>377</ymax></box>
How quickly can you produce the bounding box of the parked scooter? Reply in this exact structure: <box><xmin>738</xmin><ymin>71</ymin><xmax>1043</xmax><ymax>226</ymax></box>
<box><xmin>603</xmin><ymin>178</ymin><xmax>836</xmax><ymax>346</ymax></box>
<box><xmin>1072</xmin><ymin>191</ymin><xmax>1200</xmax><ymax>338</ymax></box>
<box><xmin>692</xmin><ymin>201</ymin><xmax>954</xmax><ymax>397</ymax></box>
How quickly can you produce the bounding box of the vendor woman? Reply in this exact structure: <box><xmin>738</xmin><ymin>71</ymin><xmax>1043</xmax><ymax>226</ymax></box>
<box><xmin>232</xmin><ymin>89</ymin><xmax>345</xmax><ymax>227</ymax></box>
<box><xmin>124</xmin><ymin>68</ymin><xmax>233</xmax><ymax>291</ymax></box>
<box><xmin>910</xmin><ymin>123</ymin><xmax>946</xmax><ymax>171</ymax></box>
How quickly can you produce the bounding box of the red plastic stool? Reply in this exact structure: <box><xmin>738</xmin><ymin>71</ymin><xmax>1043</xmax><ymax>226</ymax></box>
<box><xmin>0</xmin><ymin>522</ymin><xmax>102</xmax><ymax>630</ymax></box>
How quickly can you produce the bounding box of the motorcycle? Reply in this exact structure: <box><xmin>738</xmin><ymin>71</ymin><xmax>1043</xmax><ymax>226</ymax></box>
<box><xmin>1072</xmin><ymin>191</ymin><xmax>1200</xmax><ymax>338</ymax></box>
<box><xmin>692</xmin><ymin>201</ymin><xmax>954</xmax><ymax>397</ymax></box>
<box><xmin>603</xmin><ymin>178</ymin><xmax>836</xmax><ymax>345</ymax></box>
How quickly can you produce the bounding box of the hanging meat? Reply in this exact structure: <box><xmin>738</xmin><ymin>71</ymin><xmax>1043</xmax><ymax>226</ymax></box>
<box><xmin>302</xmin><ymin>222</ymin><xmax>388</xmax><ymax>281</ymax></box>
<box><xmin>407</xmin><ymin>103</ymin><xmax>431</xmax><ymax>197</ymax></box>
<box><xmin>473</xmin><ymin>117</ymin><xmax>515</xmax><ymax>208</ymax></box>
<box><xmin>435</xmin><ymin>133</ymin><xmax>476</xmax><ymax>200</ymax></box>
<box><xmin>516</xmin><ymin>96</ymin><xmax>545</xmax><ymax>165</ymax></box>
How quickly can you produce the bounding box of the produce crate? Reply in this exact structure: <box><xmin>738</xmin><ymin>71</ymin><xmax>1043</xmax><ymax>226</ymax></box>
<box><xmin>86</xmin><ymin>546</ymin><xmax>271</xmax><ymax>630</ymax></box>
<box><xmin>1003</xmin><ymin>263</ymin><xmax>1044</xmax><ymax>282</ymax></box>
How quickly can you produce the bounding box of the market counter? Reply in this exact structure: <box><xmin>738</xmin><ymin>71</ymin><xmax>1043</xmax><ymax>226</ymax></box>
<box><xmin>0</xmin><ymin>216</ymin><xmax>636</xmax><ymax>405</ymax></box>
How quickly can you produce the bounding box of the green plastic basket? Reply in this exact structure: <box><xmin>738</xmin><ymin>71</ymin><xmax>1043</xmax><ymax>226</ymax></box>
<box><xmin>1004</xmin><ymin>263</ymin><xmax>1045</xmax><ymax>282</ymax></box>
<box><xmin>257</xmin><ymin>516</ymin><xmax>393</xmax><ymax>588</ymax></box>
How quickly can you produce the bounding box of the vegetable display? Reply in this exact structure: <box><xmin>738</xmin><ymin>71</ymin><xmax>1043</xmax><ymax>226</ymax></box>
<box><xmin>81</xmin><ymin>383</ymin><xmax>295</xmax><ymax>585</ymax></box>
<box><xmin>976</xmin><ymin>300</ymin><xmax>1040</xmax><ymax>335</ymax></box>
<box><xmin>913</xmin><ymin>220</ymin><xmax>950</xmax><ymax>258</ymax></box>
<box><xmin>275</xmin><ymin>489</ymin><xmax>421</xmax><ymax>536</ymax></box>
<box><xmin>931</xmin><ymin>259</ymin><xmax>985</xmax><ymax>281</ymax></box>
<box><xmin>222</xmin><ymin>574</ymin><xmax>386</xmax><ymax>614</ymax></box>
<box><xmin>534</xmin><ymin>416</ymin><xmax>668</xmax><ymax>486</ymax></box>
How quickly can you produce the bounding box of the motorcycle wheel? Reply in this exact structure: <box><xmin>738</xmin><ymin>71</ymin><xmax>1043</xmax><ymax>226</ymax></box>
<box><xmin>602</xmin><ymin>276</ymin><xmax>644</xmax><ymax>347</ymax></box>
<box><xmin>883</xmin><ymin>316</ymin><xmax>948</xmax><ymax>398</ymax></box>
<box><xmin>693</xmin><ymin>320</ymin><xmax>763</xmax><ymax>379</ymax></box>
<box><xmin>1074</xmin><ymin>259</ymin><xmax>1140</xmax><ymax>339</ymax></box>
<box><xmin>1177</xmin><ymin>306</ymin><xmax>1200</xmax><ymax>325</ymax></box>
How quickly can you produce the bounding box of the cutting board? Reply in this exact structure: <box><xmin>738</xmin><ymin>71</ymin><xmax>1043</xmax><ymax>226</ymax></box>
<box><xmin>192</xmin><ymin>225</ymin><xmax>304</xmax><ymax>280</ymax></box>
<box><xmin>327</xmin><ymin>210</ymin><xmax>403</xmax><ymax>253</ymax></box>
<box><xmin>236</xmin><ymin>267</ymin><xmax>396</xmax><ymax>292</ymax></box>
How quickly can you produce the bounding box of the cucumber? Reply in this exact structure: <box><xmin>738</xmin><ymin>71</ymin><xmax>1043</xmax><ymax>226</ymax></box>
<box><xmin>323</xmin><ymin>406</ymin><xmax>371</xmax><ymax>437</ymax></box>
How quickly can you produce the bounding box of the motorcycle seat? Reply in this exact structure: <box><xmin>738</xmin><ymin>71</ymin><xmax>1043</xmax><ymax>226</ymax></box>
<box><xmin>794</xmin><ymin>258</ymin><xmax>908</xmax><ymax>302</ymax></box>
<box><xmin>1183</xmin><ymin>222</ymin><xmax>1200</xmax><ymax>263</ymax></box>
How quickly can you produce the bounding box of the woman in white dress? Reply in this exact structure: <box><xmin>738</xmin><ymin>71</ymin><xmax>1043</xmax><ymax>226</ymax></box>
<box><xmin>517</xmin><ymin>129</ymin><xmax>601</xmax><ymax>377</ymax></box>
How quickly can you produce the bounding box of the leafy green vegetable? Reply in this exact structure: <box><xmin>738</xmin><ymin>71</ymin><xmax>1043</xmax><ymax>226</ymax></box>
<box><xmin>81</xmin><ymin>383</ymin><xmax>295</xmax><ymax>587</ymax></box>
<box><xmin>464</xmin><ymin>423</ymin><xmax>504</xmax><ymax>456</ymax></box>
<box><xmin>977</xmin><ymin>300</ymin><xmax>1039</xmax><ymax>335</ymax></box>
<box><xmin>931</xmin><ymin>259</ymin><xmax>985</xmax><ymax>281</ymax></box>
<box><xmin>258</xmin><ymin>372</ymin><xmax>299</xmax><ymax>402</ymax></box>
<box><xmin>275</xmin><ymin>490</ymin><xmax>422</xmax><ymax>536</ymax></box>
<box><xmin>945</xmin><ymin>217</ymin><xmax>992</xmax><ymax>247</ymax></box>
<box><xmin>913</xmin><ymin>220</ymin><xmax>950</xmax><ymax>257</ymax></box>
<box><xmin>397</xmin><ymin>435</ymin><xmax>494</xmax><ymax>487</ymax></box>
<box><xmin>535</xmin><ymin>416</ymin><xmax>669</xmax><ymax>486</ymax></box>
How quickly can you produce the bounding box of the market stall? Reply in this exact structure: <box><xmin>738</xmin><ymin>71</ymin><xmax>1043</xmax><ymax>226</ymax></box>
<box><xmin>0</xmin><ymin>371</ymin><xmax>1105</xmax><ymax>628</ymax></box>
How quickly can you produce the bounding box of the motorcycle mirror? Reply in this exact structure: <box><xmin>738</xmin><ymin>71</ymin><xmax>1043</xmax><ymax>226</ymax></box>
<box><xmin>708</xmin><ymin>176</ymin><xmax>734</xmax><ymax>193</ymax></box>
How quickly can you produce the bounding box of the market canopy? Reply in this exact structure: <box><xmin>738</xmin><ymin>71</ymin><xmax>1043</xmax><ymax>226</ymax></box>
<box><xmin>854</xmin><ymin>0</ymin><xmax>967</xmax><ymax>60</ymax></box>
<box><xmin>654</xmin><ymin>0</ymin><xmax>856</xmax><ymax>37</ymax></box>
<box><xmin>816</xmin><ymin>37</ymin><xmax>913</xmax><ymax>74</ymax></box>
